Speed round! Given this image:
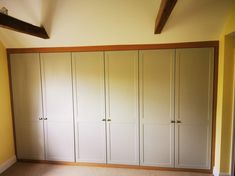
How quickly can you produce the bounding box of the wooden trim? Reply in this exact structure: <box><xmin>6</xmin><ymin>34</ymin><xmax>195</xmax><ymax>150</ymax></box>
<box><xmin>0</xmin><ymin>13</ymin><xmax>49</xmax><ymax>39</ymax></box>
<box><xmin>210</xmin><ymin>45</ymin><xmax>219</xmax><ymax>172</ymax></box>
<box><xmin>18</xmin><ymin>159</ymin><xmax>212</xmax><ymax>174</ymax></box>
<box><xmin>7</xmin><ymin>41</ymin><xmax>219</xmax><ymax>54</ymax></box>
<box><xmin>155</xmin><ymin>0</ymin><xmax>177</xmax><ymax>34</ymax></box>
<box><xmin>8</xmin><ymin>41</ymin><xmax>219</xmax><ymax>173</ymax></box>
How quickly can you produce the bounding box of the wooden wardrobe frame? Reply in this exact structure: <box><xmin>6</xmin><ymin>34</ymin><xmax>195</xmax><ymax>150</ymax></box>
<box><xmin>6</xmin><ymin>41</ymin><xmax>219</xmax><ymax>174</ymax></box>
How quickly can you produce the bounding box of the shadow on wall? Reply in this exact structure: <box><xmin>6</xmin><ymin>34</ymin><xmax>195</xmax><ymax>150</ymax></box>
<box><xmin>0</xmin><ymin>29</ymin><xmax>23</xmax><ymax>47</ymax></box>
<box><xmin>229</xmin><ymin>31</ymin><xmax>235</xmax><ymax>176</ymax></box>
<box><xmin>220</xmin><ymin>32</ymin><xmax>235</xmax><ymax>173</ymax></box>
<box><xmin>41</xmin><ymin>0</ymin><xmax>59</xmax><ymax>37</ymax></box>
<box><xmin>15</xmin><ymin>0</ymin><xmax>41</xmax><ymax>26</ymax></box>
<box><xmin>164</xmin><ymin>0</ymin><xmax>232</xmax><ymax>33</ymax></box>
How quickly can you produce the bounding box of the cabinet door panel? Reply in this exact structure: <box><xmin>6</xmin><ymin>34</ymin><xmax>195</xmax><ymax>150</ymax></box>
<box><xmin>73</xmin><ymin>52</ymin><xmax>106</xmax><ymax>163</ymax></box>
<box><xmin>45</xmin><ymin>122</ymin><xmax>74</xmax><ymax>161</ymax></box>
<box><xmin>107</xmin><ymin>123</ymin><xmax>137</xmax><ymax>164</ymax></box>
<box><xmin>77</xmin><ymin>123</ymin><xmax>106</xmax><ymax>162</ymax></box>
<box><xmin>142</xmin><ymin>124</ymin><xmax>173</xmax><ymax>166</ymax></box>
<box><xmin>10</xmin><ymin>53</ymin><xmax>44</xmax><ymax>160</ymax></box>
<box><xmin>41</xmin><ymin>53</ymin><xmax>75</xmax><ymax>162</ymax></box>
<box><xmin>105</xmin><ymin>51</ymin><xmax>139</xmax><ymax>165</ymax></box>
<box><xmin>139</xmin><ymin>50</ymin><xmax>174</xmax><ymax>167</ymax></box>
<box><xmin>176</xmin><ymin>125</ymin><xmax>210</xmax><ymax>168</ymax></box>
<box><xmin>175</xmin><ymin>48</ymin><xmax>213</xmax><ymax>169</ymax></box>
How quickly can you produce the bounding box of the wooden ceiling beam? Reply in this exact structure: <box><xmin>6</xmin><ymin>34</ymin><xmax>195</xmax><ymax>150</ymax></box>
<box><xmin>155</xmin><ymin>0</ymin><xmax>177</xmax><ymax>34</ymax></box>
<box><xmin>0</xmin><ymin>13</ymin><xmax>49</xmax><ymax>39</ymax></box>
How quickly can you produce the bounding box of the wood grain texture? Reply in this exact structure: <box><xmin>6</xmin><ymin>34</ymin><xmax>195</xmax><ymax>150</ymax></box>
<box><xmin>7</xmin><ymin>41</ymin><xmax>218</xmax><ymax>54</ymax></box>
<box><xmin>155</xmin><ymin>0</ymin><xmax>177</xmax><ymax>34</ymax></box>
<box><xmin>0</xmin><ymin>13</ymin><xmax>49</xmax><ymax>39</ymax></box>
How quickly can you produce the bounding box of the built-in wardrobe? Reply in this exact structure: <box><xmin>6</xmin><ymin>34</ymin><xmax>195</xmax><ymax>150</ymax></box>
<box><xmin>9</xmin><ymin>46</ymin><xmax>215</xmax><ymax>171</ymax></box>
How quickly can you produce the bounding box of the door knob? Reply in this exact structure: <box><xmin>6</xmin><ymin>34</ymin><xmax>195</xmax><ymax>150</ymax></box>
<box><xmin>102</xmin><ymin>119</ymin><xmax>106</xmax><ymax>121</ymax></box>
<box><xmin>44</xmin><ymin>118</ymin><xmax>48</xmax><ymax>120</ymax></box>
<box><xmin>176</xmin><ymin>120</ymin><xmax>181</xmax><ymax>123</ymax></box>
<box><xmin>39</xmin><ymin>117</ymin><xmax>43</xmax><ymax>120</ymax></box>
<box><xmin>171</xmin><ymin>120</ymin><xmax>175</xmax><ymax>123</ymax></box>
<box><xmin>107</xmin><ymin>119</ymin><xmax>111</xmax><ymax>122</ymax></box>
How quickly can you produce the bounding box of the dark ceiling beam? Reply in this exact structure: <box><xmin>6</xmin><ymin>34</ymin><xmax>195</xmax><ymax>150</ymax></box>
<box><xmin>0</xmin><ymin>13</ymin><xmax>49</xmax><ymax>39</ymax></box>
<box><xmin>155</xmin><ymin>0</ymin><xmax>177</xmax><ymax>34</ymax></box>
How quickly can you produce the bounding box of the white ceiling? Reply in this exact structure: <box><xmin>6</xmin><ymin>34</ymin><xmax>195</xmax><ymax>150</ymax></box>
<box><xmin>0</xmin><ymin>0</ymin><xmax>233</xmax><ymax>48</ymax></box>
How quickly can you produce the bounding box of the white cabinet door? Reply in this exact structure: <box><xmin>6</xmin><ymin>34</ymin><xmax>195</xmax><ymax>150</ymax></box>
<box><xmin>10</xmin><ymin>53</ymin><xmax>45</xmax><ymax>160</ymax></box>
<box><xmin>139</xmin><ymin>50</ymin><xmax>175</xmax><ymax>167</ymax></box>
<box><xmin>72</xmin><ymin>52</ymin><xmax>106</xmax><ymax>163</ymax></box>
<box><xmin>105</xmin><ymin>51</ymin><xmax>139</xmax><ymax>165</ymax></box>
<box><xmin>175</xmin><ymin>48</ymin><xmax>213</xmax><ymax>169</ymax></box>
<box><xmin>40</xmin><ymin>53</ymin><xmax>75</xmax><ymax>162</ymax></box>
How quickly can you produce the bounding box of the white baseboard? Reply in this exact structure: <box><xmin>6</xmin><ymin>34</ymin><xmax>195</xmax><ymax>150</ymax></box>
<box><xmin>0</xmin><ymin>155</ymin><xmax>16</xmax><ymax>174</ymax></box>
<box><xmin>213</xmin><ymin>167</ymin><xmax>230</xmax><ymax>176</ymax></box>
<box><xmin>213</xmin><ymin>167</ymin><xmax>220</xmax><ymax>176</ymax></box>
<box><xmin>219</xmin><ymin>173</ymin><xmax>230</xmax><ymax>176</ymax></box>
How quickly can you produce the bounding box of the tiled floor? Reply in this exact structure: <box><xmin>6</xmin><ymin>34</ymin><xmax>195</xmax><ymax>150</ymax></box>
<box><xmin>1</xmin><ymin>162</ymin><xmax>212</xmax><ymax>176</ymax></box>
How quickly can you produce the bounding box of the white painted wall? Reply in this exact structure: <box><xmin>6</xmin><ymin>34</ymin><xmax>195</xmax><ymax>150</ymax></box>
<box><xmin>0</xmin><ymin>0</ymin><xmax>232</xmax><ymax>48</ymax></box>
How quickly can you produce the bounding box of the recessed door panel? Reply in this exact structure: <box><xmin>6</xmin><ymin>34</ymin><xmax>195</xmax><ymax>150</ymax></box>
<box><xmin>176</xmin><ymin>124</ymin><xmax>210</xmax><ymax>168</ymax></box>
<box><xmin>41</xmin><ymin>53</ymin><xmax>75</xmax><ymax>162</ymax></box>
<box><xmin>107</xmin><ymin>123</ymin><xmax>137</xmax><ymax>164</ymax></box>
<box><xmin>45</xmin><ymin>122</ymin><xmax>74</xmax><ymax>161</ymax></box>
<box><xmin>10</xmin><ymin>53</ymin><xmax>45</xmax><ymax>160</ymax></box>
<box><xmin>72</xmin><ymin>52</ymin><xmax>106</xmax><ymax>163</ymax></box>
<box><xmin>139</xmin><ymin>50</ymin><xmax>175</xmax><ymax>167</ymax></box>
<box><xmin>105</xmin><ymin>51</ymin><xmax>139</xmax><ymax>165</ymax></box>
<box><xmin>142</xmin><ymin>124</ymin><xmax>173</xmax><ymax>166</ymax></box>
<box><xmin>77</xmin><ymin>122</ymin><xmax>106</xmax><ymax>162</ymax></box>
<box><xmin>175</xmin><ymin>48</ymin><xmax>213</xmax><ymax>169</ymax></box>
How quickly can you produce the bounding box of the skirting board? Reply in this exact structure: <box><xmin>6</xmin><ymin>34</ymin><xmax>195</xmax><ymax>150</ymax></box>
<box><xmin>213</xmin><ymin>167</ymin><xmax>230</xmax><ymax>176</ymax></box>
<box><xmin>0</xmin><ymin>156</ymin><xmax>16</xmax><ymax>174</ymax></box>
<box><xmin>216</xmin><ymin>174</ymin><xmax>230</xmax><ymax>176</ymax></box>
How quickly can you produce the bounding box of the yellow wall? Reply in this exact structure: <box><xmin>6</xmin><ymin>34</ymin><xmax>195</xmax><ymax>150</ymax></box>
<box><xmin>220</xmin><ymin>35</ymin><xmax>235</xmax><ymax>172</ymax></box>
<box><xmin>0</xmin><ymin>41</ymin><xmax>15</xmax><ymax>164</ymax></box>
<box><xmin>215</xmin><ymin>1</ymin><xmax>235</xmax><ymax>173</ymax></box>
